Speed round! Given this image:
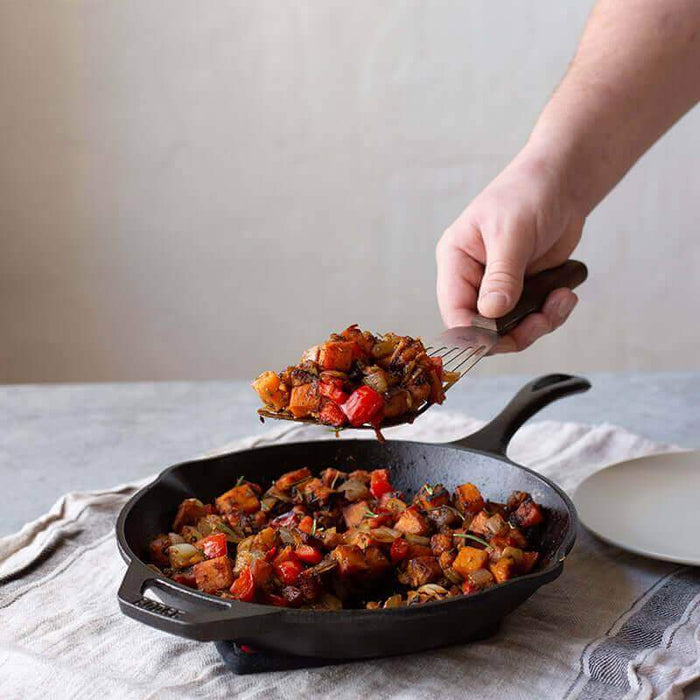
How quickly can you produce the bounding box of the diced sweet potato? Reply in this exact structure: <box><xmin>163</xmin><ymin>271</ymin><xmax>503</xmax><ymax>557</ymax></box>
<box><xmin>343</xmin><ymin>500</ymin><xmax>370</xmax><ymax>529</ymax></box>
<box><xmin>193</xmin><ymin>555</ymin><xmax>234</xmax><ymax>593</ymax></box>
<box><xmin>172</xmin><ymin>498</ymin><xmax>207</xmax><ymax>531</ymax></box>
<box><xmin>319</xmin><ymin>341</ymin><xmax>355</xmax><ymax>371</ymax></box>
<box><xmin>453</xmin><ymin>546</ymin><xmax>490</xmax><ymax>578</ymax></box>
<box><xmin>394</xmin><ymin>509</ymin><xmax>431</xmax><ymax>536</ymax></box>
<box><xmin>512</xmin><ymin>499</ymin><xmax>545</xmax><ymax>528</ymax></box>
<box><xmin>289</xmin><ymin>383</ymin><xmax>321</xmax><ymax>418</ymax></box>
<box><xmin>455</xmin><ymin>483</ymin><xmax>485</xmax><ymax>515</ymax></box>
<box><xmin>275</xmin><ymin>468</ymin><xmax>312</xmax><ymax>492</ymax></box>
<box><xmin>489</xmin><ymin>527</ymin><xmax>528</xmax><ymax>551</ymax></box>
<box><xmin>405</xmin><ymin>556</ymin><xmax>442</xmax><ymax>587</ymax></box>
<box><xmin>415</xmin><ymin>484</ymin><xmax>451</xmax><ymax>511</ymax></box>
<box><xmin>332</xmin><ymin>545</ymin><xmax>369</xmax><ymax>577</ymax></box>
<box><xmin>489</xmin><ymin>556</ymin><xmax>517</xmax><ymax>584</ymax></box>
<box><xmin>252</xmin><ymin>371</ymin><xmax>289</xmax><ymax>411</ymax></box>
<box><xmin>215</xmin><ymin>484</ymin><xmax>260</xmax><ymax>515</ymax></box>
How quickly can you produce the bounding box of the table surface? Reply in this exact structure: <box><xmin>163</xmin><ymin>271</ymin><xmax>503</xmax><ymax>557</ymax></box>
<box><xmin>2</xmin><ymin>370</ymin><xmax>699</xmax><ymax>697</ymax></box>
<box><xmin>2</xmin><ymin>371</ymin><xmax>698</xmax><ymax>537</ymax></box>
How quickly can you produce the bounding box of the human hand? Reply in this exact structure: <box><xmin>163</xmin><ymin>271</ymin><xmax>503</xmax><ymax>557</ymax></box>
<box><xmin>436</xmin><ymin>151</ymin><xmax>585</xmax><ymax>353</ymax></box>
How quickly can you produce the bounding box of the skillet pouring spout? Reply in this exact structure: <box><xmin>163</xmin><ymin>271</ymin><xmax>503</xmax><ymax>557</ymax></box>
<box><xmin>116</xmin><ymin>373</ymin><xmax>590</xmax><ymax>659</ymax></box>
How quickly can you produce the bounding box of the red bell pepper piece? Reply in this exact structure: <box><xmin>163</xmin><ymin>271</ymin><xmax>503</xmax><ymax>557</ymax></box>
<box><xmin>369</xmin><ymin>469</ymin><xmax>393</xmax><ymax>499</ymax></box>
<box><xmin>295</xmin><ymin>544</ymin><xmax>323</xmax><ymax>565</ymax></box>
<box><xmin>319</xmin><ymin>381</ymin><xmax>348</xmax><ymax>405</ymax></box>
<box><xmin>390</xmin><ymin>537</ymin><xmax>410</xmax><ymax>564</ymax></box>
<box><xmin>319</xmin><ymin>401</ymin><xmax>348</xmax><ymax>427</ymax></box>
<box><xmin>230</xmin><ymin>567</ymin><xmax>255</xmax><ymax>602</ymax></box>
<box><xmin>172</xmin><ymin>569</ymin><xmax>196</xmax><ymax>587</ymax></box>
<box><xmin>341</xmin><ymin>386</ymin><xmax>385</xmax><ymax>427</ymax></box>
<box><xmin>275</xmin><ymin>559</ymin><xmax>304</xmax><ymax>586</ymax></box>
<box><xmin>197</xmin><ymin>533</ymin><xmax>227</xmax><ymax>560</ymax></box>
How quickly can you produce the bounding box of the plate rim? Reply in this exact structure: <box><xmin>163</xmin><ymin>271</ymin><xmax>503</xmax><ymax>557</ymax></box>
<box><xmin>572</xmin><ymin>448</ymin><xmax>700</xmax><ymax>567</ymax></box>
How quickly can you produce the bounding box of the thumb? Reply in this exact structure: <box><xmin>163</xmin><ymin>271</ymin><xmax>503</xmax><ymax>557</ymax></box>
<box><xmin>477</xmin><ymin>235</ymin><xmax>530</xmax><ymax>318</ymax></box>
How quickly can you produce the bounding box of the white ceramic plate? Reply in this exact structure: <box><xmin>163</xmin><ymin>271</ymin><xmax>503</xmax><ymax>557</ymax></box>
<box><xmin>573</xmin><ymin>450</ymin><xmax>700</xmax><ymax>566</ymax></box>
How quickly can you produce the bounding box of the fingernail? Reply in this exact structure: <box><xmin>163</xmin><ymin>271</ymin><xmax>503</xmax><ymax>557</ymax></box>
<box><xmin>480</xmin><ymin>291</ymin><xmax>509</xmax><ymax>315</ymax></box>
<box><xmin>556</xmin><ymin>295</ymin><xmax>578</xmax><ymax>320</ymax></box>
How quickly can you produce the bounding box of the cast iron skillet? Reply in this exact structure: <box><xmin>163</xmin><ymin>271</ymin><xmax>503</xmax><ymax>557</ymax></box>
<box><xmin>117</xmin><ymin>373</ymin><xmax>590</xmax><ymax>660</ymax></box>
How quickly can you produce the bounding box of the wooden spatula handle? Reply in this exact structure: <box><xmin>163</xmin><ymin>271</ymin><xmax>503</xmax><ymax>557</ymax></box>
<box><xmin>471</xmin><ymin>260</ymin><xmax>588</xmax><ymax>336</ymax></box>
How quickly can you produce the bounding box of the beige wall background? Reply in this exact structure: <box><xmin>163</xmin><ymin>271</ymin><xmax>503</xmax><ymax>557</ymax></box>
<box><xmin>1</xmin><ymin>0</ymin><xmax>698</xmax><ymax>384</ymax></box>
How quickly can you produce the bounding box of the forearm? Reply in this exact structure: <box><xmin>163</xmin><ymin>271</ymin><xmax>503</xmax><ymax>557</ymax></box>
<box><xmin>525</xmin><ymin>0</ymin><xmax>700</xmax><ymax>216</ymax></box>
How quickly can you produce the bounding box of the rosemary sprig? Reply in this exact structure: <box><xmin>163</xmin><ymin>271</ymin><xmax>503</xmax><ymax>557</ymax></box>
<box><xmin>311</xmin><ymin>516</ymin><xmax>318</xmax><ymax>536</ymax></box>
<box><xmin>364</xmin><ymin>510</ymin><xmax>379</xmax><ymax>519</ymax></box>
<box><xmin>446</xmin><ymin>505</ymin><xmax>465</xmax><ymax>521</ymax></box>
<box><xmin>235</xmin><ymin>475</ymin><xmax>246</xmax><ymax>486</ymax></box>
<box><xmin>215</xmin><ymin>522</ymin><xmax>242</xmax><ymax>542</ymax></box>
<box><xmin>452</xmin><ymin>532</ymin><xmax>490</xmax><ymax>548</ymax></box>
<box><xmin>423</xmin><ymin>484</ymin><xmax>434</xmax><ymax>496</ymax></box>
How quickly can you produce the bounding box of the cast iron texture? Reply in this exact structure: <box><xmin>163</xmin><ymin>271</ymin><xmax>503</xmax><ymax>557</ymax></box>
<box><xmin>117</xmin><ymin>373</ymin><xmax>589</xmax><ymax>660</ymax></box>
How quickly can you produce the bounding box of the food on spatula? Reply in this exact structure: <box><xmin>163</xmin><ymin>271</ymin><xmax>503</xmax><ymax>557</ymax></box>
<box><xmin>148</xmin><ymin>468</ymin><xmax>547</xmax><ymax>609</ymax></box>
<box><xmin>252</xmin><ymin>325</ymin><xmax>459</xmax><ymax>429</ymax></box>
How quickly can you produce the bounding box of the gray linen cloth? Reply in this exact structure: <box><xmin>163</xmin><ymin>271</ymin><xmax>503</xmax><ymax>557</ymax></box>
<box><xmin>1</xmin><ymin>412</ymin><xmax>698</xmax><ymax>700</ymax></box>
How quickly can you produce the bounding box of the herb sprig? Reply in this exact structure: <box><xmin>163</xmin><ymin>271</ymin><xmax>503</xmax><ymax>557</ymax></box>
<box><xmin>452</xmin><ymin>532</ymin><xmax>490</xmax><ymax>548</ymax></box>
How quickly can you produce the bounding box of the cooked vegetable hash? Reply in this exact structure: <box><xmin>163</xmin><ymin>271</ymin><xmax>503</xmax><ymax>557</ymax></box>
<box><xmin>252</xmin><ymin>325</ymin><xmax>459</xmax><ymax>428</ymax></box>
<box><xmin>148</xmin><ymin>467</ymin><xmax>546</xmax><ymax>610</ymax></box>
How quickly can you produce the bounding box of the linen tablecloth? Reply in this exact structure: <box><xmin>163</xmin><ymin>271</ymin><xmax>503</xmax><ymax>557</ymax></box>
<box><xmin>1</xmin><ymin>412</ymin><xmax>698</xmax><ymax>699</ymax></box>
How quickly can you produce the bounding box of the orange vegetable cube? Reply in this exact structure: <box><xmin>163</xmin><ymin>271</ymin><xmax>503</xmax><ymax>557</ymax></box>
<box><xmin>455</xmin><ymin>483</ymin><xmax>485</xmax><ymax>515</ymax></box>
<box><xmin>489</xmin><ymin>556</ymin><xmax>517</xmax><ymax>584</ymax></box>
<box><xmin>332</xmin><ymin>545</ymin><xmax>369</xmax><ymax>577</ymax></box>
<box><xmin>452</xmin><ymin>546</ymin><xmax>490</xmax><ymax>578</ymax></box>
<box><xmin>215</xmin><ymin>484</ymin><xmax>260</xmax><ymax>515</ymax></box>
<box><xmin>252</xmin><ymin>371</ymin><xmax>289</xmax><ymax>411</ymax></box>
<box><xmin>319</xmin><ymin>342</ymin><xmax>355</xmax><ymax>371</ymax></box>
<box><xmin>288</xmin><ymin>383</ymin><xmax>321</xmax><ymax>418</ymax></box>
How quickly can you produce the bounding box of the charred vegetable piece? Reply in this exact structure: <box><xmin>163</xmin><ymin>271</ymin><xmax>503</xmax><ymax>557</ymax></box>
<box><xmin>216</xmin><ymin>484</ymin><xmax>260</xmax><ymax>515</ymax></box>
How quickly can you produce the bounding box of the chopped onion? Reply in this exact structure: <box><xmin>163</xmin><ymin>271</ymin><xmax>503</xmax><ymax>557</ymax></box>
<box><xmin>363</xmin><ymin>370</ymin><xmax>389</xmax><ymax>394</ymax></box>
<box><xmin>369</xmin><ymin>527</ymin><xmax>401</xmax><ymax>544</ymax></box>
<box><xmin>383</xmin><ymin>594</ymin><xmax>403</xmax><ymax>609</ymax></box>
<box><xmin>337</xmin><ymin>479</ymin><xmax>370</xmax><ymax>502</ymax></box>
<box><xmin>501</xmin><ymin>546</ymin><xmax>524</xmax><ymax>566</ymax></box>
<box><xmin>416</xmin><ymin>584</ymin><xmax>449</xmax><ymax>599</ymax></box>
<box><xmin>167</xmin><ymin>543</ymin><xmax>203</xmax><ymax>569</ymax></box>
<box><xmin>485</xmin><ymin>514</ymin><xmax>506</xmax><ymax>535</ymax></box>
<box><xmin>372</xmin><ymin>338</ymin><xmax>396</xmax><ymax>359</ymax></box>
<box><xmin>444</xmin><ymin>567</ymin><xmax>464</xmax><ymax>585</ymax></box>
<box><xmin>168</xmin><ymin>532</ymin><xmax>185</xmax><ymax>545</ymax></box>
<box><xmin>404</xmin><ymin>533</ymin><xmax>431</xmax><ymax>546</ymax></box>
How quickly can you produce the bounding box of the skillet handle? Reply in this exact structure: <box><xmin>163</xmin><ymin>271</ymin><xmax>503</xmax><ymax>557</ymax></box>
<box><xmin>453</xmin><ymin>374</ymin><xmax>591</xmax><ymax>456</ymax></box>
<box><xmin>117</xmin><ymin>559</ymin><xmax>281</xmax><ymax>641</ymax></box>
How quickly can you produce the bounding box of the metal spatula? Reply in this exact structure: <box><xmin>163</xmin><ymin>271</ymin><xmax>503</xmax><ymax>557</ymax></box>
<box><xmin>259</xmin><ymin>259</ymin><xmax>588</xmax><ymax>430</ymax></box>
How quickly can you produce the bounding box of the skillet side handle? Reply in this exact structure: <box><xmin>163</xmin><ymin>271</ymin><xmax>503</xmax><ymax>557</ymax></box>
<box><xmin>117</xmin><ymin>559</ymin><xmax>280</xmax><ymax>641</ymax></box>
<box><xmin>452</xmin><ymin>374</ymin><xmax>591</xmax><ymax>456</ymax></box>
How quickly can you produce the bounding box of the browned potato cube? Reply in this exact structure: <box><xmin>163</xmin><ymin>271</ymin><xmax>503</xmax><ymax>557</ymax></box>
<box><xmin>193</xmin><ymin>555</ymin><xmax>234</xmax><ymax>593</ymax></box>
<box><xmin>172</xmin><ymin>498</ymin><xmax>207</xmax><ymax>531</ymax></box>
<box><xmin>332</xmin><ymin>545</ymin><xmax>369</xmax><ymax>577</ymax></box>
<box><xmin>490</xmin><ymin>556</ymin><xmax>517</xmax><ymax>584</ymax></box>
<box><xmin>394</xmin><ymin>509</ymin><xmax>431</xmax><ymax>536</ymax></box>
<box><xmin>405</xmin><ymin>556</ymin><xmax>442</xmax><ymax>587</ymax></box>
<box><xmin>275</xmin><ymin>468</ymin><xmax>312</xmax><ymax>492</ymax></box>
<box><xmin>342</xmin><ymin>500</ymin><xmax>370</xmax><ymax>530</ymax></box>
<box><xmin>149</xmin><ymin>534</ymin><xmax>172</xmax><ymax>567</ymax></box>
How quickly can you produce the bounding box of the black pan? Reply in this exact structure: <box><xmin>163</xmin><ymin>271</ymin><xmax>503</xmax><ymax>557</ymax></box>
<box><xmin>117</xmin><ymin>373</ymin><xmax>590</xmax><ymax>660</ymax></box>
